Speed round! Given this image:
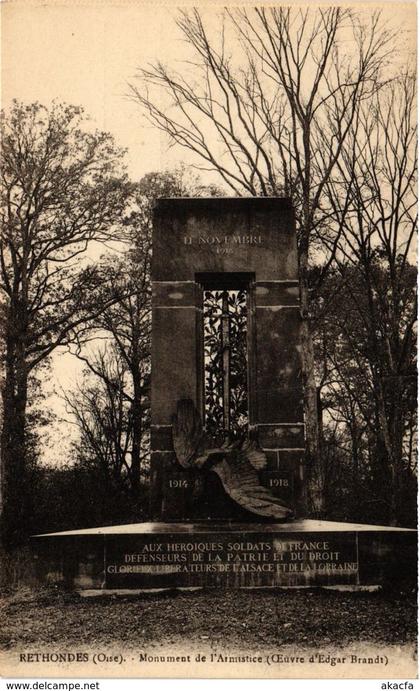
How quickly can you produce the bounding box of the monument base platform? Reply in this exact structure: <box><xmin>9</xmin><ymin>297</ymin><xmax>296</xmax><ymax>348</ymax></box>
<box><xmin>32</xmin><ymin>520</ymin><xmax>416</xmax><ymax>591</ymax></box>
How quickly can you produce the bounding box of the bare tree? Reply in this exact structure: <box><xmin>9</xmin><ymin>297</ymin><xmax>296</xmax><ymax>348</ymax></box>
<box><xmin>0</xmin><ymin>101</ymin><xmax>131</xmax><ymax>545</ymax></box>
<box><xmin>66</xmin><ymin>171</ymin><xmax>198</xmax><ymax>499</ymax></box>
<box><xmin>320</xmin><ymin>74</ymin><xmax>417</xmax><ymax>524</ymax></box>
<box><xmin>69</xmin><ymin>247</ymin><xmax>151</xmax><ymax>498</ymax></box>
<box><xmin>130</xmin><ymin>8</ymin><xmax>396</xmax><ymax>494</ymax></box>
<box><xmin>63</xmin><ymin>347</ymin><xmax>149</xmax><ymax>496</ymax></box>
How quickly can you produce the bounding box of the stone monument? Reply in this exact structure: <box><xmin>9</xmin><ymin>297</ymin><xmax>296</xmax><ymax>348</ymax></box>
<box><xmin>150</xmin><ymin>197</ymin><xmax>304</xmax><ymax>522</ymax></box>
<box><xmin>32</xmin><ymin>198</ymin><xmax>416</xmax><ymax>592</ymax></box>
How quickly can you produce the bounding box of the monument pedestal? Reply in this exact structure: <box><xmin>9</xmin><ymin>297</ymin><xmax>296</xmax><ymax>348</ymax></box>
<box><xmin>32</xmin><ymin>520</ymin><xmax>416</xmax><ymax>592</ymax></box>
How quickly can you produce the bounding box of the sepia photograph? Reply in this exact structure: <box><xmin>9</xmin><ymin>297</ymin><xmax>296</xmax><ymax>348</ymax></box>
<box><xmin>0</xmin><ymin>0</ymin><xmax>417</xmax><ymax>682</ymax></box>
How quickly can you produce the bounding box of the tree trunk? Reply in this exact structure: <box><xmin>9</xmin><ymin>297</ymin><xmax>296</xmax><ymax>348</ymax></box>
<box><xmin>0</xmin><ymin>307</ymin><xmax>29</xmax><ymax>548</ymax></box>
<box><xmin>376</xmin><ymin>382</ymin><xmax>400</xmax><ymax>526</ymax></box>
<box><xmin>130</xmin><ymin>356</ymin><xmax>142</xmax><ymax>497</ymax></box>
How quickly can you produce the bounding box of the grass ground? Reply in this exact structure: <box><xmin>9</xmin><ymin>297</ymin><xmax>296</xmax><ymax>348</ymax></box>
<box><xmin>1</xmin><ymin>586</ymin><xmax>417</xmax><ymax>651</ymax></box>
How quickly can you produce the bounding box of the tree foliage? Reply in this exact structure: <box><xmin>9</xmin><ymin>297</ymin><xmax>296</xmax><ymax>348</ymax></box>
<box><xmin>317</xmin><ymin>74</ymin><xmax>417</xmax><ymax>524</ymax></box>
<box><xmin>0</xmin><ymin>101</ymin><xmax>131</xmax><ymax>545</ymax></box>
<box><xmin>313</xmin><ymin>261</ymin><xmax>416</xmax><ymax>526</ymax></box>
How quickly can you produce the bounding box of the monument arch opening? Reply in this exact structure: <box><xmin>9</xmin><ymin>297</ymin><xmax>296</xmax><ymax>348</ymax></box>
<box><xmin>197</xmin><ymin>272</ymin><xmax>254</xmax><ymax>439</ymax></box>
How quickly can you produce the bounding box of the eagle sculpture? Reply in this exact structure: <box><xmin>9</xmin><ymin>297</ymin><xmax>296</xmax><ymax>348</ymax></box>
<box><xmin>171</xmin><ymin>399</ymin><xmax>294</xmax><ymax>521</ymax></box>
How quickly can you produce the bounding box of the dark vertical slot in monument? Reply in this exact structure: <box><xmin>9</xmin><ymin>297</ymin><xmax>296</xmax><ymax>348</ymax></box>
<box><xmin>221</xmin><ymin>291</ymin><xmax>231</xmax><ymax>433</ymax></box>
<box><xmin>203</xmin><ymin>288</ymin><xmax>248</xmax><ymax>438</ymax></box>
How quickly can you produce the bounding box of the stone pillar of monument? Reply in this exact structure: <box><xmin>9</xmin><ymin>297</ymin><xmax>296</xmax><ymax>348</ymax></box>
<box><xmin>150</xmin><ymin>197</ymin><xmax>305</xmax><ymax>520</ymax></box>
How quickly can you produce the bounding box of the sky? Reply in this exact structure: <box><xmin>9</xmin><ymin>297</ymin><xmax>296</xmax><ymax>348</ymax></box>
<box><xmin>2</xmin><ymin>2</ymin><xmax>192</xmax><ymax>181</ymax></box>
<box><xmin>2</xmin><ymin>1</ymin><xmax>201</xmax><ymax>464</ymax></box>
<box><xmin>1</xmin><ymin>0</ymin><xmax>417</xmax><ymax>465</ymax></box>
<box><xmin>3</xmin><ymin>1</ymin><xmax>415</xmax><ymax>180</ymax></box>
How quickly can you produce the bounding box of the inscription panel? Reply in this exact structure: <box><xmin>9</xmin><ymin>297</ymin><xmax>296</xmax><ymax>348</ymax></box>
<box><xmin>105</xmin><ymin>532</ymin><xmax>358</xmax><ymax>588</ymax></box>
<box><xmin>152</xmin><ymin>198</ymin><xmax>298</xmax><ymax>282</ymax></box>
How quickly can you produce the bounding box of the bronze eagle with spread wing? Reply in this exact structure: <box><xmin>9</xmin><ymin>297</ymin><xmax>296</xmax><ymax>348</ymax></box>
<box><xmin>171</xmin><ymin>399</ymin><xmax>294</xmax><ymax>521</ymax></box>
